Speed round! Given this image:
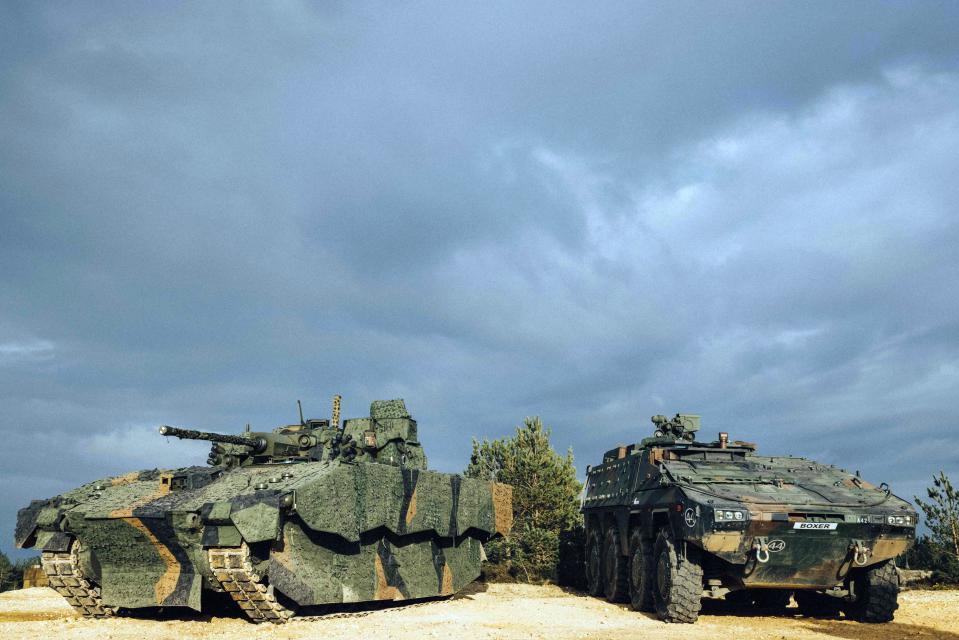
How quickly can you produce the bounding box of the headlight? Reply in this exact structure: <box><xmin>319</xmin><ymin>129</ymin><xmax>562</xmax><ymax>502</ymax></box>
<box><xmin>715</xmin><ymin>509</ymin><xmax>747</xmax><ymax>522</ymax></box>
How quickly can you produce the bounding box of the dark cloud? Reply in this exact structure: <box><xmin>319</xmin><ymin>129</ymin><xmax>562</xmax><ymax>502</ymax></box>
<box><xmin>2</xmin><ymin>2</ymin><xmax>959</xmax><ymax>556</ymax></box>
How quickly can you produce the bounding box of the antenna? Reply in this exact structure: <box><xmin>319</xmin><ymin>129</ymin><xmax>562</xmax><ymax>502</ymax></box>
<box><xmin>297</xmin><ymin>400</ymin><xmax>305</xmax><ymax>426</ymax></box>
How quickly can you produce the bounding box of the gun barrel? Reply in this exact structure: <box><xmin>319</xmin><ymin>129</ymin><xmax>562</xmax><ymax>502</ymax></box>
<box><xmin>158</xmin><ymin>425</ymin><xmax>261</xmax><ymax>448</ymax></box>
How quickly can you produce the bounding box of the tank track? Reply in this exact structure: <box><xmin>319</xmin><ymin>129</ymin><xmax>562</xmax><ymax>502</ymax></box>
<box><xmin>207</xmin><ymin>543</ymin><xmax>455</xmax><ymax>624</ymax></box>
<box><xmin>208</xmin><ymin>543</ymin><xmax>295</xmax><ymax>623</ymax></box>
<box><xmin>41</xmin><ymin>541</ymin><xmax>117</xmax><ymax>618</ymax></box>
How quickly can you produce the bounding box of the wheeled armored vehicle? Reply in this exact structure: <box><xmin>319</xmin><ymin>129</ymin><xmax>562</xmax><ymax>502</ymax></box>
<box><xmin>582</xmin><ymin>414</ymin><xmax>915</xmax><ymax>623</ymax></box>
<box><xmin>15</xmin><ymin>397</ymin><xmax>512</xmax><ymax>622</ymax></box>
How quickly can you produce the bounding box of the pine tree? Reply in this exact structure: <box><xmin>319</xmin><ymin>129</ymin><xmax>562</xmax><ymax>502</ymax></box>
<box><xmin>914</xmin><ymin>471</ymin><xmax>959</xmax><ymax>583</ymax></box>
<box><xmin>466</xmin><ymin>417</ymin><xmax>581</xmax><ymax>583</ymax></box>
<box><xmin>0</xmin><ymin>550</ymin><xmax>13</xmax><ymax>592</ymax></box>
<box><xmin>0</xmin><ymin>552</ymin><xmax>40</xmax><ymax>591</ymax></box>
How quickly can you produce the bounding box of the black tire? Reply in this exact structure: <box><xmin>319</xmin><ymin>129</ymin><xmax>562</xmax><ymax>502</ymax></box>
<box><xmin>751</xmin><ymin>589</ymin><xmax>792</xmax><ymax>610</ymax></box>
<box><xmin>603</xmin><ymin>527</ymin><xmax>629</xmax><ymax>603</ymax></box>
<box><xmin>628</xmin><ymin>531</ymin><xmax>654</xmax><ymax>612</ymax></box>
<box><xmin>652</xmin><ymin>531</ymin><xmax>703</xmax><ymax>623</ymax></box>
<box><xmin>844</xmin><ymin>560</ymin><xmax>899</xmax><ymax>623</ymax></box>
<box><xmin>585</xmin><ymin>528</ymin><xmax>605</xmax><ymax>597</ymax></box>
<box><xmin>795</xmin><ymin>590</ymin><xmax>843</xmax><ymax>618</ymax></box>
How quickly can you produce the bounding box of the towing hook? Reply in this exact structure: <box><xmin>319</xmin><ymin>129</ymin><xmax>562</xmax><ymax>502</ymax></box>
<box><xmin>850</xmin><ymin>540</ymin><xmax>871</xmax><ymax>566</ymax></box>
<box><xmin>752</xmin><ymin>537</ymin><xmax>770</xmax><ymax>564</ymax></box>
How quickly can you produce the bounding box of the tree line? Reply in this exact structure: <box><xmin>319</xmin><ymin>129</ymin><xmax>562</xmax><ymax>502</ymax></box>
<box><xmin>0</xmin><ymin>553</ymin><xmax>39</xmax><ymax>592</ymax></box>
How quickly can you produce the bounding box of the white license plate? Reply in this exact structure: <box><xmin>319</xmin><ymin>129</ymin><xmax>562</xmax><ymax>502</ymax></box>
<box><xmin>793</xmin><ymin>522</ymin><xmax>838</xmax><ymax>530</ymax></box>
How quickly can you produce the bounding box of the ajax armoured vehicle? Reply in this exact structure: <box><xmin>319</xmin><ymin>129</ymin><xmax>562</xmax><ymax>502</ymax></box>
<box><xmin>582</xmin><ymin>414</ymin><xmax>915</xmax><ymax>624</ymax></box>
<box><xmin>15</xmin><ymin>397</ymin><xmax>512</xmax><ymax>623</ymax></box>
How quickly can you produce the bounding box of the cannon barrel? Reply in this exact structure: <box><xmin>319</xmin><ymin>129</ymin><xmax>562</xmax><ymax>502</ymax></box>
<box><xmin>158</xmin><ymin>425</ymin><xmax>263</xmax><ymax>449</ymax></box>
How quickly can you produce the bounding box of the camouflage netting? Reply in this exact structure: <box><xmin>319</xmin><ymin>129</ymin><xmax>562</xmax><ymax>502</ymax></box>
<box><xmin>370</xmin><ymin>399</ymin><xmax>410</xmax><ymax>419</ymax></box>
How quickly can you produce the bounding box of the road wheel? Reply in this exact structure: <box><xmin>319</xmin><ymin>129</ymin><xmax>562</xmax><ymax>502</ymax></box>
<box><xmin>751</xmin><ymin>589</ymin><xmax>792</xmax><ymax>609</ymax></box>
<box><xmin>844</xmin><ymin>560</ymin><xmax>899</xmax><ymax>623</ymax></box>
<box><xmin>652</xmin><ymin>531</ymin><xmax>703</xmax><ymax>623</ymax></box>
<box><xmin>628</xmin><ymin>531</ymin><xmax>654</xmax><ymax>612</ymax></box>
<box><xmin>795</xmin><ymin>590</ymin><xmax>843</xmax><ymax>617</ymax></box>
<box><xmin>585</xmin><ymin>528</ymin><xmax>605</xmax><ymax>597</ymax></box>
<box><xmin>603</xmin><ymin>527</ymin><xmax>629</xmax><ymax>602</ymax></box>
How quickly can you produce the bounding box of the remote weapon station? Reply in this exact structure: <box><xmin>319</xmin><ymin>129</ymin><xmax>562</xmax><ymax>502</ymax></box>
<box><xmin>16</xmin><ymin>397</ymin><xmax>512</xmax><ymax>622</ymax></box>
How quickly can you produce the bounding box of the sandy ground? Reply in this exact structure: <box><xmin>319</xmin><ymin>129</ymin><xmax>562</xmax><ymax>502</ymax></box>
<box><xmin>2</xmin><ymin>584</ymin><xmax>957</xmax><ymax>640</ymax></box>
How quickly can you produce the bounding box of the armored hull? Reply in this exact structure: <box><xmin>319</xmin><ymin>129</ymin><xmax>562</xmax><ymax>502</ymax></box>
<box><xmin>581</xmin><ymin>414</ymin><xmax>915</xmax><ymax>623</ymax></box>
<box><xmin>15</xmin><ymin>399</ymin><xmax>512</xmax><ymax>622</ymax></box>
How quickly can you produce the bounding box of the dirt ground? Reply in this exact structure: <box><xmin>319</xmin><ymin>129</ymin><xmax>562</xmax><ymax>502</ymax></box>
<box><xmin>2</xmin><ymin>584</ymin><xmax>957</xmax><ymax>640</ymax></box>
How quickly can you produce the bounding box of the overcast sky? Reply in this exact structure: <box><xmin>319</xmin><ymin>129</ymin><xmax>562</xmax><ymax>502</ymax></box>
<box><xmin>2</xmin><ymin>2</ymin><xmax>959</xmax><ymax>558</ymax></box>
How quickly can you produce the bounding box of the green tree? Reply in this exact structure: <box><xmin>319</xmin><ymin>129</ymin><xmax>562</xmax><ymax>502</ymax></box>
<box><xmin>0</xmin><ymin>552</ymin><xmax>40</xmax><ymax>591</ymax></box>
<box><xmin>466</xmin><ymin>417</ymin><xmax>582</xmax><ymax>583</ymax></box>
<box><xmin>0</xmin><ymin>550</ymin><xmax>15</xmax><ymax>592</ymax></box>
<box><xmin>904</xmin><ymin>535</ymin><xmax>937</xmax><ymax>570</ymax></box>
<box><xmin>914</xmin><ymin>471</ymin><xmax>959</xmax><ymax>583</ymax></box>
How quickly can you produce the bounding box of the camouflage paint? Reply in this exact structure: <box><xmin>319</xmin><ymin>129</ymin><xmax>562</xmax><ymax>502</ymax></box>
<box><xmin>582</xmin><ymin>414</ymin><xmax>915</xmax><ymax>592</ymax></box>
<box><xmin>16</xmin><ymin>398</ymin><xmax>511</xmax><ymax>619</ymax></box>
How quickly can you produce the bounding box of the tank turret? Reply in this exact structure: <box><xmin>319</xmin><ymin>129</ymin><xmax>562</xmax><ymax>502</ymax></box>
<box><xmin>159</xmin><ymin>423</ymin><xmax>324</xmax><ymax>467</ymax></box>
<box><xmin>158</xmin><ymin>397</ymin><xmax>428</xmax><ymax>469</ymax></box>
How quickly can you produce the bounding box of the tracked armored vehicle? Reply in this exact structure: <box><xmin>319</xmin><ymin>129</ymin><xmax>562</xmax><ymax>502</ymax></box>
<box><xmin>582</xmin><ymin>414</ymin><xmax>915</xmax><ymax>624</ymax></box>
<box><xmin>15</xmin><ymin>397</ymin><xmax>512</xmax><ymax>623</ymax></box>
